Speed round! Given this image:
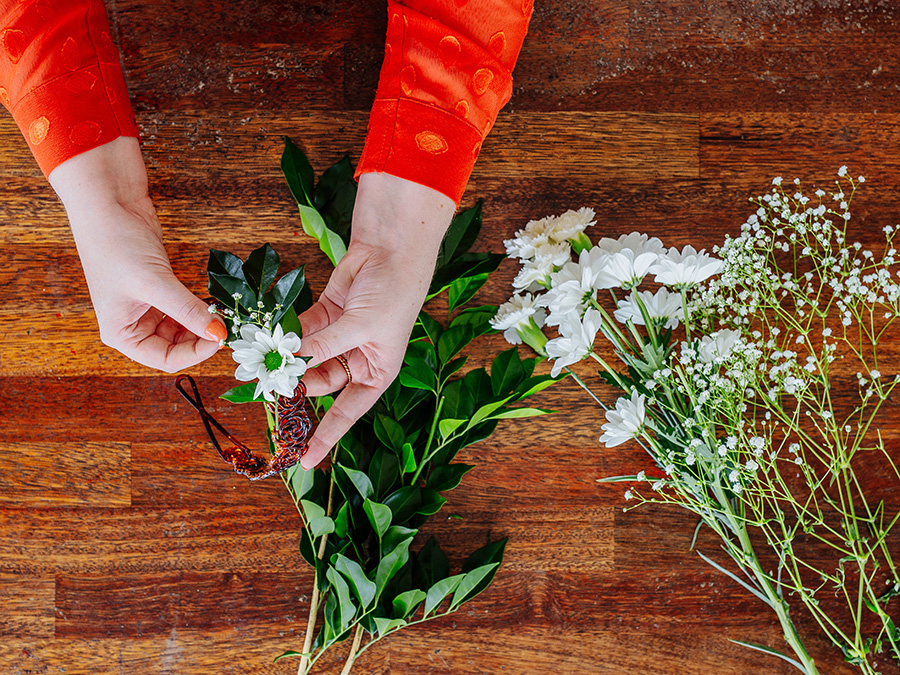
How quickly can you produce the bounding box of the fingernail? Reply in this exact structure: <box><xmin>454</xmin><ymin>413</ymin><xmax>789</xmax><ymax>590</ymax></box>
<box><xmin>206</xmin><ymin>320</ymin><xmax>228</xmax><ymax>342</ymax></box>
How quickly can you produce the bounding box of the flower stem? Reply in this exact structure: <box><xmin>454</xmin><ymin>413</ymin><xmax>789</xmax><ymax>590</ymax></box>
<box><xmin>339</xmin><ymin>625</ymin><xmax>364</xmax><ymax>675</ymax></box>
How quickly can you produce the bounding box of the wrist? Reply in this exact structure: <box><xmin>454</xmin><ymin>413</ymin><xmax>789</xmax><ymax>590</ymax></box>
<box><xmin>49</xmin><ymin>137</ymin><xmax>150</xmax><ymax>214</ymax></box>
<box><xmin>351</xmin><ymin>172</ymin><xmax>455</xmax><ymax>263</ymax></box>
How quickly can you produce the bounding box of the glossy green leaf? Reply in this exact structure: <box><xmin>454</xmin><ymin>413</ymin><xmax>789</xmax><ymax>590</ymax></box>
<box><xmin>416</xmin><ymin>488</ymin><xmax>447</xmax><ymax>516</ymax></box>
<box><xmin>383</xmin><ymin>525</ymin><xmax>418</xmax><ymax>554</ymax></box>
<box><xmin>335</xmin><ymin>554</ymin><xmax>377</xmax><ymax>610</ymax></box>
<box><xmin>415</xmin><ymin>537</ymin><xmax>450</xmax><ymax>588</ymax></box>
<box><xmin>437</xmin><ymin>324</ymin><xmax>475</xmax><ymax>364</ymax></box>
<box><xmin>368</xmin><ymin>449</ymin><xmax>400</xmax><ymax>496</ymax></box>
<box><xmin>278</xmin><ymin>304</ymin><xmax>303</xmax><ymax>338</ymax></box>
<box><xmin>219</xmin><ymin>382</ymin><xmax>264</xmax><ymax>403</ymax></box>
<box><xmin>383</xmin><ymin>485</ymin><xmax>423</xmax><ymax>523</ymax></box>
<box><xmin>326</xmin><ymin>566</ymin><xmax>357</xmax><ymax>631</ymax></box>
<box><xmin>416</xmin><ymin>310</ymin><xmax>444</xmax><ymax>346</ymax></box>
<box><xmin>375</xmin><ymin>534</ymin><xmax>414</xmax><ymax>595</ymax></box>
<box><xmin>392</xmin><ymin>588</ymin><xmax>427</xmax><ymax>619</ymax></box>
<box><xmin>374</xmin><ymin>414</ymin><xmax>406</xmax><ymax>454</ymax></box>
<box><xmin>208</xmin><ymin>249</ymin><xmax>246</xmax><ymax>279</ymax></box>
<box><xmin>290</xmin><ymin>465</ymin><xmax>316</xmax><ymax>499</ymax></box>
<box><xmin>243</xmin><ymin>243</ymin><xmax>280</xmax><ymax>295</ymax></box>
<box><xmin>447</xmin><ymin>272</ymin><xmax>490</xmax><ymax>312</ymax></box>
<box><xmin>440</xmin><ymin>356</ymin><xmax>468</xmax><ymax>383</ymax></box>
<box><xmin>490</xmin><ymin>347</ymin><xmax>526</xmax><ymax>396</ymax></box>
<box><xmin>373</xmin><ymin>617</ymin><xmax>407</xmax><ymax>636</ymax></box>
<box><xmin>313</xmin><ymin>155</ymin><xmax>356</xmax><ymax>247</ymax></box>
<box><xmin>438</xmin><ymin>418</ymin><xmax>466</xmax><ymax>439</ymax></box>
<box><xmin>281</xmin><ymin>136</ymin><xmax>316</xmax><ymax>206</ymax></box>
<box><xmin>450</xmin><ymin>563</ymin><xmax>500</xmax><ymax>610</ymax></box>
<box><xmin>450</xmin><ymin>305</ymin><xmax>497</xmax><ymax>337</ymax></box>
<box><xmin>273</xmin><ymin>650</ymin><xmax>306</xmax><ymax>662</ymax></box>
<box><xmin>456</xmin><ymin>537</ymin><xmax>507</xmax><ymax>604</ymax></box>
<box><xmin>301</xmin><ymin>500</ymin><xmax>335</xmax><ymax>538</ymax></box>
<box><xmin>299</xmin><ymin>204</ymin><xmax>346</xmax><ymax>267</ymax></box>
<box><xmin>363</xmin><ymin>498</ymin><xmax>393</xmax><ymax>541</ymax></box>
<box><xmin>467</xmin><ymin>396</ymin><xmax>513</xmax><ymax>430</ymax></box>
<box><xmin>271</xmin><ymin>266</ymin><xmax>307</xmax><ymax>324</ymax></box>
<box><xmin>398</xmin><ymin>363</ymin><xmax>437</xmax><ymax>392</ymax></box>
<box><xmin>400</xmin><ymin>442</ymin><xmax>416</xmax><ymax>474</ymax></box>
<box><xmin>423</xmin><ymin>574</ymin><xmax>465</xmax><ymax>617</ymax></box>
<box><xmin>333</xmin><ymin>502</ymin><xmax>351</xmax><ymax>538</ymax></box>
<box><xmin>514</xmin><ymin>374</ymin><xmax>562</xmax><ymax>400</ymax></box>
<box><xmin>490</xmin><ymin>407</ymin><xmax>554</xmax><ymax>419</ymax></box>
<box><xmin>436</xmin><ymin>200</ymin><xmax>482</xmax><ymax>268</ymax></box>
<box><xmin>339</xmin><ymin>466</ymin><xmax>374</xmax><ymax>500</ymax></box>
<box><xmin>429</xmin><ymin>252</ymin><xmax>504</xmax><ymax>299</ymax></box>
<box><xmin>209</xmin><ymin>272</ymin><xmax>256</xmax><ymax>311</ymax></box>
<box><xmin>426</xmin><ymin>463</ymin><xmax>474</xmax><ymax>492</ymax></box>
<box><xmin>404</xmin><ymin>339</ymin><xmax>438</xmax><ymax>371</ymax></box>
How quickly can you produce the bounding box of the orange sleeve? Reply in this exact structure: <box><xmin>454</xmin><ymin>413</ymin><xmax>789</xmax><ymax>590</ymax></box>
<box><xmin>0</xmin><ymin>0</ymin><xmax>139</xmax><ymax>178</ymax></box>
<box><xmin>356</xmin><ymin>0</ymin><xmax>533</xmax><ymax>205</ymax></box>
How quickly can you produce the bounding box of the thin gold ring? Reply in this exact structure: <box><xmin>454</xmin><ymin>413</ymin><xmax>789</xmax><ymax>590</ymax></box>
<box><xmin>335</xmin><ymin>354</ymin><xmax>352</xmax><ymax>385</ymax></box>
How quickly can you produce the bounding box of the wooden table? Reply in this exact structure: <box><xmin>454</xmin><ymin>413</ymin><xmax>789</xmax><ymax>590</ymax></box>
<box><xmin>2</xmin><ymin>1</ymin><xmax>899</xmax><ymax>673</ymax></box>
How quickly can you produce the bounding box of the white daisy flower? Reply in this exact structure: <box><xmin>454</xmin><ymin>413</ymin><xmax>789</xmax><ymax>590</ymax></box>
<box><xmin>697</xmin><ymin>329</ymin><xmax>743</xmax><ymax>364</ymax></box>
<box><xmin>594</xmin><ymin>248</ymin><xmax>661</xmax><ymax>290</ymax></box>
<box><xmin>652</xmin><ymin>245</ymin><xmax>724</xmax><ymax>289</ymax></box>
<box><xmin>545</xmin><ymin>308</ymin><xmax>602</xmax><ymax>377</ymax></box>
<box><xmin>511</xmin><ymin>240</ymin><xmax>573</xmax><ymax>291</ymax></box>
<box><xmin>539</xmin><ymin>246</ymin><xmax>607</xmax><ymax>325</ymax></box>
<box><xmin>490</xmin><ymin>293</ymin><xmax>547</xmax><ymax>344</ymax></box>
<box><xmin>613</xmin><ymin>287</ymin><xmax>683</xmax><ymax>329</ymax></box>
<box><xmin>231</xmin><ymin>323</ymin><xmax>306</xmax><ymax>401</ymax></box>
<box><xmin>599</xmin><ymin>390</ymin><xmax>647</xmax><ymax>447</ymax></box>
<box><xmin>547</xmin><ymin>207</ymin><xmax>596</xmax><ymax>243</ymax></box>
<box><xmin>595</xmin><ymin>232</ymin><xmax>665</xmax><ymax>257</ymax></box>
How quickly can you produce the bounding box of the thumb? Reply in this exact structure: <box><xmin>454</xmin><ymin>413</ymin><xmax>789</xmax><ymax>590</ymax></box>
<box><xmin>148</xmin><ymin>273</ymin><xmax>226</xmax><ymax>344</ymax></box>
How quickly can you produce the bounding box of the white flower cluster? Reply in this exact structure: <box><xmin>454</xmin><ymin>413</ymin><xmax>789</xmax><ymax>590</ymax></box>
<box><xmin>231</xmin><ymin>323</ymin><xmax>306</xmax><ymax>401</ymax></box>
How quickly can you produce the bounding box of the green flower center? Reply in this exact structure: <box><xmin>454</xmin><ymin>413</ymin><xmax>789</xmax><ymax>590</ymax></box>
<box><xmin>264</xmin><ymin>350</ymin><xmax>284</xmax><ymax>371</ymax></box>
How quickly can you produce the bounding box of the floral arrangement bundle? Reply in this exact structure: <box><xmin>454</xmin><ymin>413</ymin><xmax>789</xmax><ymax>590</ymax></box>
<box><xmin>493</xmin><ymin>169</ymin><xmax>900</xmax><ymax>674</ymax></box>
<box><xmin>178</xmin><ymin>139</ymin><xmax>559</xmax><ymax>674</ymax></box>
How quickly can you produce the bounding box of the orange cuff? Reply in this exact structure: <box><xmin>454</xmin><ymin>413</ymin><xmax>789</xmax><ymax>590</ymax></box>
<box><xmin>0</xmin><ymin>0</ymin><xmax>139</xmax><ymax>177</ymax></box>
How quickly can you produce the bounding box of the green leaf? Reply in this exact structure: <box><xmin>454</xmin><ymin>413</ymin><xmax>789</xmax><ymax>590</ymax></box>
<box><xmin>437</xmin><ymin>324</ymin><xmax>476</xmax><ymax>364</ymax></box>
<box><xmin>209</xmin><ymin>272</ymin><xmax>257</xmax><ymax>311</ymax></box>
<box><xmin>313</xmin><ymin>155</ymin><xmax>356</xmax><ymax>247</ymax></box>
<box><xmin>436</xmin><ymin>200</ymin><xmax>482</xmax><ymax>268</ymax></box>
<box><xmin>281</xmin><ymin>136</ymin><xmax>315</xmax><ymax>206</ymax></box>
<box><xmin>219</xmin><ymin>382</ymin><xmax>264</xmax><ymax>403</ymax></box>
<box><xmin>375</xmin><ymin>534</ymin><xmax>414</xmax><ymax>595</ymax></box>
<box><xmin>490</xmin><ymin>347</ymin><xmax>527</xmax><ymax>396</ymax></box>
<box><xmin>416</xmin><ymin>488</ymin><xmax>447</xmax><ymax>516</ymax></box>
<box><xmin>298</xmin><ymin>203</ymin><xmax>347</xmax><ymax>267</ymax></box>
<box><xmin>301</xmin><ymin>500</ymin><xmax>336</xmax><ymax>538</ymax></box>
<box><xmin>416</xmin><ymin>310</ymin><xmax>444</xmax><ymax>346</ymax></box>
<box><xmin>273</xmin><ymin>650</ymin><xmax>306</xmax><ymax>663</ymax></box>
<box><xmin>400</xmin><ymin>442</ymin><xmax>416</xmax><ymax>474</ymax></box>
<box><xmin>271</xmin><ymin>266</ymin><xmax>307</xmax><ymax>324</ymax></box>
<box><xmin>392</xmin><ymin>589</ymin><xmax>427</xmax><ymax>619</ymax></box>
<box><xmin>429</xmin><ymin>252</ymin><xmax>504</xmax><ymax>299</ymax></box>
<box><xmin>467</xmin><ymin>396</ymin><xmax>514</xmax><ymax>430</ymax></box>
<box><xmin>339</xmin><ymin>466</ymin><xmax>374</xmax><ymax>500</ymax></box>
<box><xmin>326</xmin><ymin>566</ymin><xmax>357</xmax><ymax>632</ymax></box>
<box><xmin>490</xmin><ymin>407</ymin><xmax>554</xmax><ymax>420</ymax></box>
<box><xmin>374</xmin><ymin>414</ymin><xmax>406</xmax><ymax>454</ymax></box>
<box><xmin>383</xmin><ymin>485</ymin><xmax>423</xmax><ymax>523</ymax></box>
<box><xmin>363</xmin><ymin>499</ymin><xmax>393</xmax><ymax>541</ymax></box>
<box><xmin>404</xmin><ymin>339</ymin><xmax>438</xmax><ymax>371</ymax></box>
<box><xmin>333</xmin><ymin>502</ymin><xmax>351</xmax><ymax>538</ymax></box>
<box><xmin>450</xmin><ymin>305</ymin><xmax>497</xmax><ymax>337</ymax></box>
<box><xmin>438</xmin><ymin>418</ymin><xmax>466</xmax><ymax>439</ymax></box>
<box><xmin>414</xmin><ymin>537</ymin><xmax>450</xmax><ymax>588</ymax></box>
<box><xmin>290</xmin><ymin>465</ymin><xmax>316</xmax><ymax>499</ymax></box>
<box><xmin>399</xmin><ymin>363</ymin><xmax>437</xmax><ymax>392</ymax></box>
<box><xmin>440</xmin><ymin>356</ymin><xmax>468</xmax><ymax>383</ymax></box>
<box><xmin>447</xmin><ymin>272</ymin><xmax>490</xmax><ymax>312</ymax></box>
<box><xmin>423</xmin><ymin>574</ymin><xmax>465</xmax><ymax>617</ymax></box>
<box><xmin>334</xmin><ymin>554</ymin><xmax>377</xmax><ymax>610</ymax></box>
<box><xmin>373</xmin><ymin>617</ymin><xmax>407</xmax><ymax>636</ymax></box>
<box><xmin>208</xmin><ymin>249</ymin><xmax>245</xmax><ymax>279</ymax></box>
<box><xmin>368</xmin><ymin>449</ymin><xmax>400</xmax><ymax>496</ymax></box>
<box><xmin>243</xmin><ymin>243</ymin><xmax>280</xmax><ymax>296</ymax></box>
<box><xmin>383</xmin><ymin>525</ymin><xmax>418</xmax><ymax>554</ymax></box>
<box><xmin>514</xmin><ymin>374</ymin><xmax>562</xmax><ymax>400</ymax></box>
<box><xmin>450</xmin><ymin>563</ymin><xmax>500</xmax><ymax>609</ymax></box>
<box><xmin>457</xmin><ymin>537</ymin><xmax>507</xmax><ymax>603</ymax></box>
<box><xmin>278</xmin><ymin>304</ymin><xmax>303</xmax><ymax>338</ymax></box>
<box><xmin>427</xmin><ymin>463</ymin><xmax>474</xmax><ymax>492</ymax></box>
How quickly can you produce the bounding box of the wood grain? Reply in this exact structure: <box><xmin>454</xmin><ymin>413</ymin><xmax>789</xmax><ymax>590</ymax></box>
<box><xmin>3</xmin><ymin>0</ymin><xmax>900</xmax><ymax>673</ymax></box>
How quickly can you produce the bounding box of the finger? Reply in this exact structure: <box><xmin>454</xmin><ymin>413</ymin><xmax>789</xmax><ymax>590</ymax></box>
<box><xmin>298</xmin><ymin>297</ymin><xmax>339</xmax><ymax>337</ymax></box>
<box><xmin>301</xmin><ymin>382</ymin><xmax>382</xmax><ymax>469</ymax></box>
<box><xmin>300</xmin><ymin>316</ymin><xmax>367</xmax><ymax>368</ymax></box>
<box><xmin>302</xmin><ymin>358</ymin><xmax>352</xmax><ymax>397</ymax></box>
<box><xmin>146</xmin><ymin>273</ymin><xmax>226</xmax><ymax>344</ymax></box>
<box><xmin>129</xmin><ymin>331</ymin><xmax>220</xmax><ymax>373</ymax></box>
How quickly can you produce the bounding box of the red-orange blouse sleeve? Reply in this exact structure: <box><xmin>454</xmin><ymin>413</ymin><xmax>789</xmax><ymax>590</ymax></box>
<box><xmin>0</xmin><ymin>0</ymin><xmax>139</xmax><ymax>178</ymax></box>
<box><xmin>356</xmin><ymin>0</ymin><xmax>533</xmax><ymax>205</ymax></box>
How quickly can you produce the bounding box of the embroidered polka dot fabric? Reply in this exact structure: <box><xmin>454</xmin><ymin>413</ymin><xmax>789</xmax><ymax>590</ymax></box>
<box><xmin>0</xmin><ymin>0</ymin><xmax>139</xmax><ymax>177</ymax></box>
<box><xmin>356</xmin><ymin>0</ymin><xmax>533</xmax><ymax>204</ymax></box>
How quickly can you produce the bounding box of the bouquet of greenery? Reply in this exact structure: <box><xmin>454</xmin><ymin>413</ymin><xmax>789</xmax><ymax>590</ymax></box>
<box><xmin>493</xmin><ymin>169</ymin><xmax>900</xmax><ymax>674</ymax></box>
<box><xmin>180</xmin><ymin>139</ymin><xmax>560</xmax><ymax>674</ymax></box>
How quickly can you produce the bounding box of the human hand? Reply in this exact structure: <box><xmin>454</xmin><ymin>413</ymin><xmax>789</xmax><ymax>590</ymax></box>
<box><xmin>298</xmin><ymin>172</ymin><xmax>456</xmax><ymax>468</ymax></box>
<box><xmin>49</xmin><ymin>137</ymin><xmax>226</xmax><ymax>372</ymax></box>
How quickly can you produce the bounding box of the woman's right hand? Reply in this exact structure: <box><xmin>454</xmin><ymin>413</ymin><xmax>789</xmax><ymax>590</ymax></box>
<box><xmin>49</xmin><ymin>137</ymin><xmax>226</xmax><ymax>373</ymax></box>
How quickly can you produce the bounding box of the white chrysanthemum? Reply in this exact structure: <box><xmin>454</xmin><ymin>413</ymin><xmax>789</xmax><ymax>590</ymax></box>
<box><xmin>490</xmin><ymin>293</ymin><xmax>547</xmax><ymax>344</ymax></box>
<box><xmin>547</xmin><ymin>207</ymin><xmax>596</xmax><ymax>242</ymax></box>
<box><xmin>511</xmin><ymin>240</ymin><xmax>572</xmax><ymax>290</ymax></box>
<box><xmin>231</xmin><ymin>323</ymin><xmax>306</xmax><ymax>401</ymax></box>
<box><xmin>594</xmin><ymin>249</ymin><xmax>661</xmax><ymax>290</ymax></box>
<box><xmin>504</xmin><ymin>218</ymin><xmax>554</xmax><ymax>260</ymax></box>
<box><xmin>697</xmin><ymin>329</ymin><xmax>743</xmax><ymax>364</ymax></box>
<box><xmin>596</xmin><ymin>232</ymin><xmax>665</xmax><ymax>256</ymax></box>
<box><xmin>652</xmin><ymin>245</ymin><xmax>724</xmax><ymax>288</ymax></box>
<box><xmin>545</xmin><ymin>308</ymin><xmax>602</xmax><ymax>377</ymax></box>
<box><xmin>599</xmin><ymin>390</ymin><xmax>647</xmax><ymax>447</ymax></box>
<box><xmin>613</xmin><ymin>288</ymin><xmax>683</xmax><ymax>329</ymax></box>
<box><xmin>539</xmin><ymin>247</ymin><xmax>607</xmax><ymax>325</ymax></box>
